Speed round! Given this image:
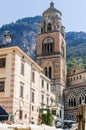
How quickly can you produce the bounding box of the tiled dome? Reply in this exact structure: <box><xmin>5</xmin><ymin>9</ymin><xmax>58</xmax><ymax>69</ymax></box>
<box><xmin>42</xmin><ymin>2</ymin><xmax>62</xmax><ymax>16</ymax></box>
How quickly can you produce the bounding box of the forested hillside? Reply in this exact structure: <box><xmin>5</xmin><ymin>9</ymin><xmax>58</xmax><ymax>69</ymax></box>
<box><xmin>0</xmin><ymin>16</ymin><xmax>86</xmax><ymax>68</ymax></box>
<box><xmin>66</xmin><ymin>32</ymin><xmax>86</xmax><ymax>68</ymax></box>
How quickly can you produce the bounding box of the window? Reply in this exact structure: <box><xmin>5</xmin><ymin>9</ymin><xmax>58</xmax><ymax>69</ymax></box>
<box><xmin>49</xmin><ymin>67</ymin><xmax>52</xmax><ymax>79</ymax></box>
<box><xmin>77</xmin><ymin>76</ymin><xmax>78</xmax><ymax>80</ymax></box>
<box><xmin>21</xmin><ymin>62</ymin><xmax>24</xmax><ymax>75</ymax></box>
<box><xmin>69</xmin><ymin>98</ymin><xmax>76</xmax><ymax>107</ymax></box>
<box><xmin>19</xmin><ymin>110</ymin><xmax>23</xmax><ymax>120</ymax></box>
<box><xmin>47</xmin><ymin>97</ymin><xmax>49</xmax><ymax>106</ymax></box>
<box><xmin>43</xmin><ymin>43</ymin><xmax>54</xmax><ymax>54</ymax></box>
<box><xmin>57</xmin><ymin>25</ymin><xmax>60</xmax><ymax>29</ymax></box>
<box><xmin>74</xmin><ymin>98</ymin><xmax>76</xmax><ymax>106</ymax></box>
<box><xmin>0</xmin><ymin>81</ymin><xmax>5</xmax><ymax>92</ymax></box>
<box><xmin>47</xmin><ymin>23</ymin><xmax>52</xmax><ymax>32</ymax></box>
<box><xmin>20</xmin><ymin>86</ymin><xmax>23</xmax><ymax>98</ymax></box>
<box><xmin>44</xmin><ymin>67</ymin><xmax>52</xmax><ymax>79</ymax></box>
<box><xmin>44</xmin><ymin>67</ymin><xmax>47</xmax><ymax>76</ymax></box>
<box><xmin>32</xmin><ymin>106</ymin><xmax>34</xmax><ymax>111</ymax></box>
<box><xmin>47</xmin><ymin>83</ymin><xmax>49</xmax><ymax>91</ymax></box>
<box><xmin>74</xmin><ymin>77</ymin><xmax>75</xmax><ymax>80</ymax></box>
<box><xmin>42</xmin><ymin>79</ymin><xmax>44</xmax><ymax>88</ymax></box>
<box><xmin>42</xmin><ymin>37</ymin><xmax>54</xmax><ymax>55</ymax></box>
<box><xmin>85</xmin><ymin>96</ymin><xmax>86</xmax><ymax>104</ymax></box>
<box><xmin>61</xmin><ymin>42</ymin><xmax>64</xmax><ymax>57</ymax></box>
<box><xmin>80</xmin><ymin>75</ymin><xmax>82</xmax><ymax>79</ymax></box>
<box><xmin>41</xmin><ymin>94</ymin><xmax>44</xmax><ymax>103</ymax></box>
<box><xmin>41</xmin><ymin>28</ymin><xmax>43</xmax><ymax>33</ymax></box>
<box><xmin>32</xmin><ymin>71</ymin><xmax>35</xmax><ymax>83</ymax></box>
<box><xmin>71</xmin><ymin>98</ymin><xmax>73</xmax><ymax>107</ymax></box>
<box><xmin>31</xmin><ymin>92</ymin><xmax>35</xmax><ymax>103</ymax></box>
<box><xmin>79</xmin><ymin>97</ymin><xmax>82</xmax><ymax>104</ymax></box>
<box><xmin>69</xmin><ymin>99</ymin><xmax>70</xmax><ymax>107</ymax></box>
<box><xmin>61</xmin><ymin>46</ymin><xmax>64</xmax><ymax>57</ymax></box>
<box><xmin>60</xmin><ymin>110</ymin><xmax>62</xmax><ymax>118</ymax></box>
<box><xmin>52</xmin><ymin>110</ymin><xmax>56</xmax><ymax>116</ymax></box>
<box><xmin>0</xmin><ymin>58</ymin><xmax>6</xmax><ymax>68</ymax></box>
<box><xmin>73</xmin><ymin>70</ymin><xmax>76</xmax><ymax>74</ymax></box>
<box><xmin>24</xmin><ymin>114</ymin><xmax>27</xmax><ymax>119</ymax></box>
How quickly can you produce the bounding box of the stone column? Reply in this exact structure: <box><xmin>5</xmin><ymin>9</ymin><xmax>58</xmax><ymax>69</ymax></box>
<box><xmin>77</xmin><ymin>105</ymin><xmax>86</xmax><ymax>130</ymax></box>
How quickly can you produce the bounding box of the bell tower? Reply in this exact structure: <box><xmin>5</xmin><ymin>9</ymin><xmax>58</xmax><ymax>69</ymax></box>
<box><xmin>37</xmin><ymin>2</ymin><xmax>66</xmax><ymax>124</ymax></box>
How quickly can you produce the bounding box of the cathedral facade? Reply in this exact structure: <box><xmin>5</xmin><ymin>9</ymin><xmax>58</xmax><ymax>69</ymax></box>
<box><xmin>64</xmin><ymin>66</ymin><xmax>86</xmax><ymax>121</ymax></box>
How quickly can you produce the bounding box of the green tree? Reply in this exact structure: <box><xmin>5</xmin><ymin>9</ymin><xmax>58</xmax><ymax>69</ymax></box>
<box><xmin>39</xmin><ymin>108</ymin><xmax>54</xmax><ymax>126</ymax></box>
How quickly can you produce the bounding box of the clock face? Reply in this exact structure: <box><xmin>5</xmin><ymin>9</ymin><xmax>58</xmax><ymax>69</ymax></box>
<box><xmin>43</xmin><ymin>37</ymin><xmax>53</xmax><ymax>44</ymax></box>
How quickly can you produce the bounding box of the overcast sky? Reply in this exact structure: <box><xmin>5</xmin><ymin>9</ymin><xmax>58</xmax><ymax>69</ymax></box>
<box><xmin>0</xmin><ymin>0</ymin><xmax>86</xmax><ymax>32</ymax></box>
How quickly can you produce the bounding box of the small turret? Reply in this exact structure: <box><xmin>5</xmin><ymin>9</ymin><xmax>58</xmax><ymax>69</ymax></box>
<box><xmin>38</xmin><ymin>2</ymin><xmax>65</xmax><ymax>37</ymax></box>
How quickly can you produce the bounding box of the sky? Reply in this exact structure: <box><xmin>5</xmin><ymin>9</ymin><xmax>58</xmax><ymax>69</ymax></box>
<box><xmin>0</xmin><ymin>0</ymin><xmax>86</xmax><ymax>32</ymax></box>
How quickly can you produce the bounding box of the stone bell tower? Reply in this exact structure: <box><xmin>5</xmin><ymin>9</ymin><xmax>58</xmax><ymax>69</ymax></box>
<box><xmin>37</xmin><ymin>2</ymin><xmax>67</xmax><ymax>124</ymax></box>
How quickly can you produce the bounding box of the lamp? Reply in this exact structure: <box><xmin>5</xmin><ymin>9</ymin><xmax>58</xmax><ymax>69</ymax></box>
<box><xmin>0</xmin><ymin>31</ymin><xmax>12</xmax><ymax>48</ymax></box>
<box><xmin>4</xmin><ymin>31</ymin><xmax>12</xmax><ymax>45</ymax></box>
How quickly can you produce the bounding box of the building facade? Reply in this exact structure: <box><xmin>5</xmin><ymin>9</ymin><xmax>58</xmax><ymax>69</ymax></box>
<box><xmin>36</xmin><ymin>2</ymin><xmax>66</xmax><ymax>125</ymax></box>
<box><xmin>0</xmin><ymin>46</ymin><xmax>55</xmax><ymax>124</ymax></box>
<box><xmin>0</xmin><ymin>2</ymin><xmax>85</xmax><ymax>126</ymax></box>
<box><xmin>36</xmin><ymin>2</ymin><xmax>86</xmax><ymax>124</ymax></box>
<box><xmin>64</xmin><ymin>66</ymin><xmax>86</xmax><ymax>121</ymax></box>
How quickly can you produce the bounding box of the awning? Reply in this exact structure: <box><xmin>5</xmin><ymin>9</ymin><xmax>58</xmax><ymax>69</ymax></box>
<box><xmin>0</xmin><ymin>106</ymin><xmax>9</xmax><ymax>121</ymax></box>
<box><xmin>64</xmin><ymin>120</ymin><xmax>76</xmax><ymax>123</ymax></box>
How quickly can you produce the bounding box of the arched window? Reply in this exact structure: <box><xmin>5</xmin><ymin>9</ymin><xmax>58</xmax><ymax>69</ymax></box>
<box><xmin>41</xmin><ymin>28</ymin><xmax>43</xmax><ymax>33</ymax></box>
<box><xmin>57</xmin><ymin>25</ymin><xmax>60</xmax><ymax>29</ymax></box>
<box><xmin>60</xmin><ymin>110</ymin><xmax>62</xmax><ymax>118</ymax></box>
<box><xmin>74</xmin><ymin>77</ymin><xmax>75</xmax><ymax>80</ymax></box>
<box><xmin>67</xmin><ymin>79</ymin><xmax>70</xmax><ymax>86</ymax></box>
<box><xmin>71</xmin><ymin>98</ymin><xmax>73</xmax><ymax>107</ymax></box>
<box><xmin>49</xmin><ymin>67</ymin><xmax>52</xmax><ymax>79</ymax></box>
<box><xmin>85</xmin><ymin>96</ymin><xmax>86</xmax><ymax>104</ymax></box>
<box><xmin>61</xmin><ymin>46</ymin><xmax>64</xmax><ymax>57</ymax></box>
<box><xmin>79</xmin><ymin>97</ymin><xmax>82</xmax><ymax>104</ymax></box>
<box><xmin>69</xmin><ymin>99</ymin><xmax>70</xmax><ymax>107</ymax></box>
<box><xmin>61</xmin><ymin>41</ymin><xmax>65</xmax><ymax>57</ymax></box>
<box><xmin>44</xmin><ymin>67</ymin><xmax>47</xmax><ymax>76</ymax></box>
<box><xmin>73</xmin><ymin>70</ymin><xmax>76</xmax><ymax>74</ymax></box>
<box><xmin>47</xmin><ymin>23</ymin><xmax>52</xmax><ymax>32</ymax></box>
<box><xmin>44</xmin><ymin>66</ymin><xmax>52</xmax><ymax>79</ymax></box>
<box><xmin>42</xmin><ymin>37</ymin><xmax>54</xmax><ymax>55</ymax></box>
<box><xmin>77</xmin><ymin>76</ymin><xmax>78</xmax><ymax>80</ymax></box>
<box><xmin>74</xmin><ymin>98</ymin><xmax>76</xmax><ymax>106</ymax></box>
<box><xmin>80</xmin><ymin>75</ymin><xmax>82</xmax><ymax>79</ymax></box>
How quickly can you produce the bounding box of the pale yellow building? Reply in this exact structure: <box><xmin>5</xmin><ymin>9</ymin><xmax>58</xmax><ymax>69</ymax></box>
<box><xmin>0</xmin><ymin>46</ymin><xmax>55</xmax><ymax>124</ymax></box>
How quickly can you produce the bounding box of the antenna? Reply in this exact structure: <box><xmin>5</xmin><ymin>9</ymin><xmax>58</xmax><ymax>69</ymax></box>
<box><xmin>51</xmin><ymin>0</ymin><xmax>54</xmax><ymax>2</ymax></box>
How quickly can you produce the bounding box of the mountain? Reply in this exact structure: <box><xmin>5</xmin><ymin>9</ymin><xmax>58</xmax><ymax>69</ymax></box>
<box><xmin>66</xmin><ymin>32</ymin><xmax>86</xmax><ymax>68</ymax></box>
<box><xmin>0</xmin><ymin>16</ymin><xmax>42</xmax><ymax>60</ymax></box>
<box><xmin>0</xmin><ymin>16</ymin><xmax>86</xmax><ymax>68</ymax></box>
